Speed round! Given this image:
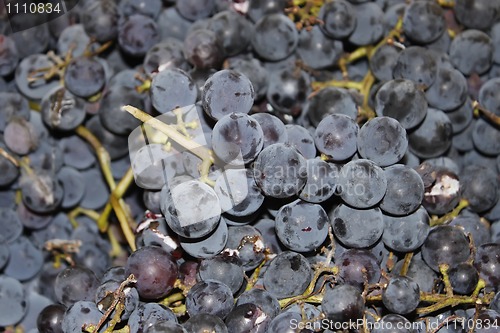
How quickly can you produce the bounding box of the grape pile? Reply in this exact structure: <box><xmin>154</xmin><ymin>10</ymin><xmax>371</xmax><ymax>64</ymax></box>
<box><xmin>1</xmin><ymin>0</ymin><xmax>500</xmax><ymax>333</ymax></box>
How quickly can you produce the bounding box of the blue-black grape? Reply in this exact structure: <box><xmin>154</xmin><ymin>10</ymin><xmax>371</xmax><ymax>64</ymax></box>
<box><xmin>64</xmin><ymin>57</ymin><xmax>105</xmax><ymax>98</ymax></box>
<box><xmin>421</xmin><ymin>225</ymin><xmax>471</xmax><ymax>272</ymax></box>
<box><xmin>176</xmin><ymin>0</ymin><xmax>216</xmax><ymax>21</ymax></box>
<box><xmin>251</xmin><ymin>14</ymin><xmax>298</xmax><ymax>61</ymax></box>
<box><xmin>337</xmin><ymin>159</ymin><xmax>387</xmax><ymax>209</ymax></box>
<box><xmin>118</xmin><ymin>14</ymin><xmax>160</xmax><ymax>58</ymax></box>
<box><xmin>460</xmin><ymin>164</ymin><xmax>499</xmax><ymax>213</ymax></box>
<box><xmin>202</xmin><ymin>70</ymin><xmax>255</xmax><ymax>121</ymax></box>
<box><xmin>224</xmin><ymin>225</ymin><xmax>265</xmax><ymax>271</ymax></box>
<box><xmin>402</xmin><ymin>0</ymin><xmax>445</xmax><ymax>44</ymax></box>
<box><xmin>285</xmin><ymin>124</ymin><xmax>316</xmax><ymax>159</ymax></box>
<box><xmin>382</xmin><ymin>206</ymin><xmax>430</xmax><ymax>253</ymax></box>
<box><xmin>347</xmin><ymin>2</ymin><xmax>385</xmax><ymax>46</ymax></box>
<box><xmin>0</xmin><ymin>207</ymin><xmax>23</xmax><ymax>244</ymax></box>
<box><xmin>425</xmin><ymin>67</ymin><xmax>468</xmax><ymax>111</ymax></box>
<box><xmin>336</xmin><ymin>249</ymin><xmax>381</xmax><ymax>289</ymax></box>
<box><xmin>183</xmin><ymin>29</ymin><xmax>224</xmax><ymax>69</ymax></box>
<box><xmin>448</xmin><ymin>262</ymin><xmax>479</xmax><ymax>295</ymax></box>
<box><xmin>0</xmin><ymin>275</ymin><xmax>28</xmax><ymax>326</ymax></box>
<box><xmin>263</xmin><ymin>251</ymin><xmax>312</xmax><ymax>299</ymax></box>
<box><xmin>212</xmin><ymin>113</ymin><xmax>263</xmax><ymax>165</ymax></box>
<box><xmin>40</xmin><ymin>86</ymin><xmax>86</xmax><ymax>131</ymax></box>
<box><xmin>322</xmin><ymin>284</ymin><xmax>364</xmax><ymax>323</ymax></box>
<box><xmin>370</xmin><ymin>314</ymin><xmax>414</xmax><ymax>333</ymax></box>
<box><xmin>150</xmin><ymin>69</ymin><xmax>197</xmax><ymax>114</ymax></box>
<box><xmin>0</xmin><ymin>35</ymin><xmax>19</xmax><ymax>77</ymax></box>
<box><xmin>54</xmin><ymin>266</ymin><xmax>99</xmax><ymax>307</ymax></box>
<box><xmin>307</xmin><ymin>87</ymin><xmax>357</xmax><ymax>127</ymax></box>
<box><xmin>357</xmin><ymin>116</ymin><xmax>408</xmax><ymax>167</ymax></box>
<box><xmin>37</xmin><ymin>304</ymin><xmax>66</xmax><ymax>333</ymax></box>
<box><xmin>297</xmin><ymin>26</ymin><xmax>343</xmax><ymax>70</ymax></box>
<box><xmin>143</xmin><ymin>39</ymin><xmax>190</xmax><ymax>76</ymax></box>
<box><xmin>449</xmin><ymin>29</ymin><xmax>493</xmax><ymax>76</ymax></box>
<box><xmin>370</xmin><ymin>44</ymin><xmax>401</xmax><ymax>82</ymax></box>
<box><xmin>253</xmin><ymin>143</ymin><xmax>307</xmax><ymax>199</ymax></box>
<box><xmin>454</xmin><ymin>0</ymin><xmax>498</xmax><ymax>31</ymax></box>
<box><xmin>409</xmin><ymin>109</ymin><xmax>453</xmax><ymax>159</ymax></box>
<box><xmin>474</xmin><ymin>243</ymin><xmax>500</xmax><ymax>292</ymax></box>
<box><xmin>314</xmin><ymin>114</ymin><xmax>359</xmax><ymax>162</ymax></box>
<box><xmin>236</xmin><ymin>288</ymin><xmax>281</xmax><ymax>319</ymax></box>
<box><xmin>251</xmin><ymin>113</ymin><xmax>287</xmax><ymax>148</ymax></box>
<box><xmin>179</xmin><ymin>217</ymin><xmax>228</xmax><ymax>259</ymax></box>
<box><xmin>382</xmin><ymin>275</ymin><xmax>420</xmax><ymax>315</ymax></box>
<box><xmin>319</xmin><ymin>0</ymin><xmax>356</xmax><ymax>39</ymax></box>
<box><xmin>266</xmin><ymin>67</ymin><xmax>310</xmax><ymax>116</ymax></box>
<box><xmin>393</xmin><ymin>46</ymin><xmax>438</xmax><ymax>88</ymax></box>
<box><xmin>183</xmin><ymin>314</ymin><xmax>228</xmax><ymax>333</ymax></box>
<box><xmin>186</xmin><ymin>280</ymin><xmax>234</xmax><ymax>319</ymax></box>
<box><xmin>299</xmin><ymin>158</ymin><xmax>338</xmax><ymax>203</ymax></box>
<box><xmin>119</xmin><ymin>0</ymin><xmax>162</xmax><ymax>19</ymax></box>
<box><xmin>215</xmin><ymin>168</ymin><xmax>264</xmax><ymax>217</ymax></box>
<box><xmin>380</xmin><ymin>164</ymin><xmax>424</xmax><ymax>215</ymax></box>
<box><xmin>128</xmin><ymin>303</ymin><xmax>177</xmax><ymax>333</ymax></box>
<box><xmin>125</xmin><ymin>246</ymin><xmax>178</xmax><ymax>299</ymax></box>
<box><xmin>224</xmin><ymin>303</ymin><xmax>271</xmax><ymax>333</ymax></box>
<box><xmin>449</xmin><ymin>210</ymin><xmax>490</xmax><ymax>247</ymax></box>
<box><xmin>198</xmin><ymin>253</ymin><xmax>245</xmax><ymax>294</ymax></box>
<box><xmin>161</xmin><ymin>179</ymin><xmax>221</xmax><ymax>238</ymax></box>
<box><xmin>375</xmin><ymin>79</ymin><xmax>428</xmax><ymax>130</ymax></box>
<box><xmin>275</xmin><ymin>199</ymin><xmax>329</xmax><ymax>252</ymax></box>
<box><xmin>206</xmin><ymin>10</ymin><xmax>253</xmax><ymax>57</ymax></box>
<box><xmin>95</xmin><ymin>280</ymin><xmax>139</xmax><ymax>320</ymax></box>
<box><xmin>331</xmin><ymin>204</ymin><xmax>384</xmax><ymax>249</ymax></box>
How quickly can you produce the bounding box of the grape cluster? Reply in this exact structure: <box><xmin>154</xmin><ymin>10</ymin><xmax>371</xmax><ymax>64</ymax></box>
<box><xmin>0</xmin><ymin>0</ymin><xmax>500</xmax><ymax>333</ymax></box>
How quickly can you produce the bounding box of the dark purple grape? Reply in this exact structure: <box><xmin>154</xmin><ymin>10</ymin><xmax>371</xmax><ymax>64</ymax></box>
<box><xmin>183</xmin><ymin>29</ymin><xmax>224</xmax><ymax>69</ymax></box>
<box><xmin>319</xmin><ymin>0</ymin><xmax>356</xmax><ymax>39</ymax></box>
<box><xmin>183</xmin><ymin>314</ymin><xmax>228</xmax><ymax>333</ymax></box>
<box><xmin>448</xmin><ymin>262</ymin><xmax>479</xmax><ymax>295</ymax></box>
<box><xmin>275</xmin><ymin>199</ymin><xmax>329</xmax><ymax>252</ymax></box>
<box><xmin>375</xmin><ymin>79</ymin><xmax>428</xmax><ymax>130</ymax></box>
<box><xmin>81</xmin><ymin>0</ymin><xmax>120</xmax><ymax>43</ymax></box>
<box><xmin>125</xmin><ymin>246</ymin><xmax>178</xmax><ymax>299</ymax></box>
<box><xmin>0</xmin><ymin>35</ymin><xmax>19</xmax><ymax>76</ymax></box>
<box><xmin>409</xmin><ymin>109</ymin><xmax>453</xmax><ymax>159</ymax></box>
<box><xmin>307</xmin><ymin>87</ymin><xmax>358</xmax><ymax>127</ymax></box>
<box><xmin>314</xmin><ymin>114</ymin><xmax>359</xmax><ymax>162</ymax></box>
<box><xmin>393</xmin><ymin>46</ymin><xmax>438</xmax><ymax>88</ymax></box>
<box><xmin>251</xmin><ymin>14</ymin><xmax>298</xmax><ymax>61</ymax></box>
<box><xmin>347</xmin><ymin>2</ymin><xmax>384</xmax><ymax>46</ymax></box>
<box><xmin>449</xmin><ymin>29</ymin><xmax>493</xmax><ymax>76</ymax></box>
<box><xmin>64</xmin><ymin>57</ymin><xmax>106</xmax><ymax>98</ymax></box>
<box><xmin>263</xmin><ymin>251</ymin><xmax>312</xmax><ymax>298</ymax></box>
<box><xmin>382</xmin><ymin>275</ymin><xmax>420</xmax><ymax>315</ymax></box>
<box><xmin>322</xmin><ymin>284</ymin><xmax>364</xmax><ymax>323</ymax></box>
<box><xmin>421</xmin><ymin>226</ymin><xmax>471</xmax><ymax>272</ymax></box>
<box><xmin>186</xmin><ymin>280</ymin><xmax>234</xmax><ymax>319</ymax></box>
<box><xmin>474</xmin><ymin>243</ymin><xmax>500</xmax><ymax>292</ymax></box>
<box><xmin>336</xmin><ymin>249</ymin><xmax>381</xmax><ymax>290</ymax></box>
<box><xmin>150</xmin><ymin>69</ymin><xmax>197</xmax><ymax>114</ymax></box>
<box><xmin>403</xmin><ymin>0</ymin><xmax>445</xmax><ymax>44</ymax></box>
<box><xmin>202</xmin><ymin>70</ymin><xmax>255</xmax><ymax>120</ymax></box>
<box><xmin>54</xmin><ymin>266</ymin><xmax>100</xmax><ymax>307</ymax></box>
<box><xmin>212</xmin><ymin>113</ymin><xmax>263</xmax><ymax>165</ymax></box>
<box><xmin>224</xmin><ymin>303</ymin><xmax>270</xmax><ymax>333</ymax></box>
<box><xmin>252</xmin><ymin>143</ymin><xmax>307</xmax><ymax>199</ymax></box>
<box><xmin>37</xmin><ymin>304</ymin><xmax>66</xmax><ymax>333</ymax></box>
<box><xmin>118</xmin><ymin>14</ymin><xmax>160</xmax><ymax>58</ymax></box>
<box><xmin>128</xmin><ymin>303</ymin><xmax>177</xmax><ymax>333</ymax></box>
